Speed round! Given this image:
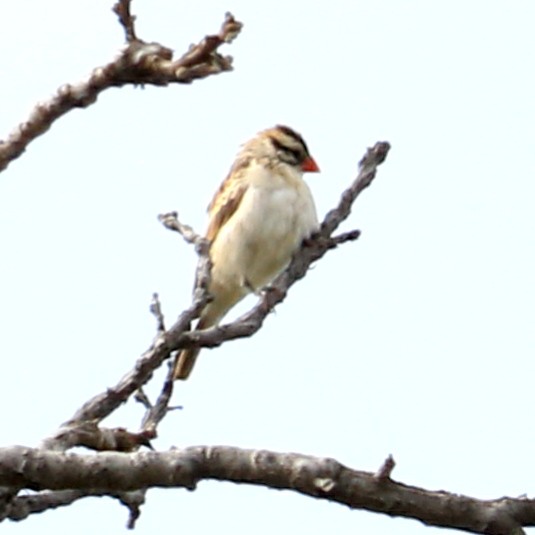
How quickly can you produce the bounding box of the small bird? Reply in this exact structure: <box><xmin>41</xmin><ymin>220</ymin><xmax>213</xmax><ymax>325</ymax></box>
<box><xmin>173</xmin><ymin>125</ymin><xmax>320</xmax><ymax>380</ymax></box>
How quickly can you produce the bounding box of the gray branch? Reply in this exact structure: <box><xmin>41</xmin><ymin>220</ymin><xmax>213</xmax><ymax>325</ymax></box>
<box><xmin>0</xmin><ymin>445</ymin><xmax>531</xmax><ymax>534</ymax></box>
<box><xmin>3</xmin><ymin>488</ymin><xmax>145</xmax><ymax>526</ymax></box>
<box><xmin>0</xmin><ymin>6</ymin><xmax>242</xmax><ymax>173</ymax></box>
<box><xmin>40</xmin><ymin>141</ymin><xmax>390</xmax><ymax>454</ymax></box>
<box><xmin>165</xmin><ymin>142</ymin><xmax>391</xmax><ymax>352</ymax></box>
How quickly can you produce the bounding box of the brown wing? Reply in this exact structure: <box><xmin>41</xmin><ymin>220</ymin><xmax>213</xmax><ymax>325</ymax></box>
<box><xmin>205</xmin><ymin>155</ymin><xmax>250</xmax><ymax>241</ymax></box>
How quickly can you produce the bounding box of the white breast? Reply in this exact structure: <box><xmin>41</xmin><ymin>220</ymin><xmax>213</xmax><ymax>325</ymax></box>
<box><xmin>210</xmin><ymin>162</ymin><xmax>318</xmax><ymax>293</ymax></box>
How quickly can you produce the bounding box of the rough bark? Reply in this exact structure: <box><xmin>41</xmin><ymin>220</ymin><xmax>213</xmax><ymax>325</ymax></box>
<box><xmin>0</xmin><ymin>446</ymin><xmax>530</xmax><ymax>534</ymax></box>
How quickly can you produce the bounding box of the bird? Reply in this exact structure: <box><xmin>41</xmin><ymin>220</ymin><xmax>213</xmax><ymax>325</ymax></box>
<box><xmin>173</xmin><ymin>125</ymin><xmax>320</xmax><ymax>380</ymax></box>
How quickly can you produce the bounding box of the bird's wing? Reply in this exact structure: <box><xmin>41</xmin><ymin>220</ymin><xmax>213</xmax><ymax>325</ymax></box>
<box><xmin>205</xmin><ymin>156</ymin><xmax>250</xmax><ymax>242</ymax></box>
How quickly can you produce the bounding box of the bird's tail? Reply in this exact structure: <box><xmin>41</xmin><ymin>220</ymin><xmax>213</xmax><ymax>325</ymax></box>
<box><xmin>172</xmin><ymin>315</ymin><xmax>214</xmax><ymax>380</ymax></box>
<box><xmin>172</xmin><ymin>347</ymin><xmax>200</xmax><ymax>380</ymax></box>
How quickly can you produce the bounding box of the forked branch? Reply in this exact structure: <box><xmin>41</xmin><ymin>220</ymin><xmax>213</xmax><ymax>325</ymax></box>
<box><xmin>41</xmin><ymin>142</ymin><xmax>390</xmax><ymax>454</ymax></box>
<box><xmin>0</xmin><ymin>3</ymin><xmax>242</xmax><ymax>172</ymax></box>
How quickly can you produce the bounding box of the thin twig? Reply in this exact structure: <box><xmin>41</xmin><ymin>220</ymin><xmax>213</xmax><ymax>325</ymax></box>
<box><xmin>140</xmin><ymin>361</ymin><xmax>181</xmax><ymax>435</ymax></box>
<box><xmin>134</xmin><ymin>388</ymin><xmax>152</xmax><ymax>410</ymax></box>
<box><xmin>117</xmin><ymin>490</ymin><xmax>145</xmax><ymax>529</ymax></box>
<box><xmin>113</xmin><ymin>0</ymin><xmax>138</xmax><ymax>42</ymax></box>
<box><xmin>150</xmin><ymin>293</ymin><xmax>166</xmax><ymax>334</ymax></box>
<box><xmin>158</xmin><ymin>212</ymin><xmax>204</xmax><ymax>246</ymax></box>
<box><xmin>375</xmin><ymin>454</ymin><xmax>396</xmax><ymax>480</ymax></box>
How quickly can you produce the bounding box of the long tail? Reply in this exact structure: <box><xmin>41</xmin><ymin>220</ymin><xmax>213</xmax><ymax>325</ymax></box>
<box><xmin>172</xmin><ymin>315</ymin><xmax>214</xmax><ymax>380</ymax></box>
<box><xmin>173</xmin><ymin>281</ymin><xmax>243</xmax><ymax>379</ymax></box>
<box><xmin>173</xmin><ymin>347</ymin><xmax>200</xmax><ymax>380</ymax></box>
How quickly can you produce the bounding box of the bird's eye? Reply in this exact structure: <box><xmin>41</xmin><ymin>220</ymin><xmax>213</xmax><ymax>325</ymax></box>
<box><xmin>270</xmin><ymin>137</ymin><xmax>303</xmax><ymax>166</ymax></box>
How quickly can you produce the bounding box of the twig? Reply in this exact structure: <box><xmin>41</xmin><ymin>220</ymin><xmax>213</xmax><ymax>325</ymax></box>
<box><xmin>113</xmin><ymin>0</ymin><xmax>138</xmax><ymax>42</ymax></box>
<box><xmin>375</xmin><ymin>454</ymin><xmax>395</xmax><ymax>480</ymax></box>
<box><xmin>175</xmin><ymin>12</ymin><xmax>242</xmax><ymax>69</ymax></box>
<box><xmin>2</xmin><ymin>490</ymin><xmax>98</xmax><ymax>521</ymax></box>
<box><xmin>327</xmin><ymin>229</ymin><xmax>361</xmax><ymax>247</ymax></box>
<box><xmin>41</xmin><ymin>421</ymin><xmax>153</xmax><ymax>452</ymax></box>
<box><xmin>140</xmin><ymin>361</ymin><xmax>181</xmax><ymax>435</ymax></box>
<box><xmin>117</xmin><ymin>490</ymin><xmax>145</xmax><ymax>529</ymax></box>
<box><xmin>2</xmin><ymin>488</ymin><xmax>145</xmax><ymax>526</ymax></box>
<box><xmin>134</xmin><ymin>388</ymin><xmax>152</xmax><ymax>410</ymax></box>
<box><xmin>321</xmin><ymin>142</ymin><xmax>390</xmax><ymax>236</ymax></box>
<box><xmin>150</xmin><ymin>293</ymin><xmax>166</xmax><ymax>334</ymax></box>
<box><xmin>158</xmin><ymin>211</ymin><xmax>204</xmax><ymax>246</ymax></box>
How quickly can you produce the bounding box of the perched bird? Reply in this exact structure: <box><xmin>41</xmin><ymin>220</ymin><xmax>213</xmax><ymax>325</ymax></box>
<box><xmin>173</xmin><ymin>125</ymin><xmax>320</xmax><ymax>380</ymax></box>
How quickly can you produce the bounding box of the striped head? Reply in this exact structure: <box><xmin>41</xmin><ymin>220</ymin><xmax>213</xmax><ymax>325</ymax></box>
<box><xmin>242</xmin><ymin>125</ymin><xmax>320</xmax><ymax>173</ymax></box>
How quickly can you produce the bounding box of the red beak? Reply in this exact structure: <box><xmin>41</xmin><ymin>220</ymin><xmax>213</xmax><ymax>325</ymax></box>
<box><xmin>301</xmin><ymin>155</ymin><xmax>320</xmax><ymax>173</ymax></box>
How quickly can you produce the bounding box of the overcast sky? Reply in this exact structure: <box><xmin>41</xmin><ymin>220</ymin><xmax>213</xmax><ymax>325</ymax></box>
<box><xmin>1</xmin><ymin>1</ymin><xmax>534</xmax><ymax>534</ymax></box>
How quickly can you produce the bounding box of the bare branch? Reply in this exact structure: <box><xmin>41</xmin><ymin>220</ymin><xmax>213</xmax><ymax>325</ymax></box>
<box><xmin>175</xmin><ymin>12</ymin><xmax>242</xmax><ymax>69</ymax></box>
<box><xmin>140</xmin><ymin>361</ymin><xmax>180</xmax><ymax>435</ymax></box>
<box><xmin>321</xmin><ymin>141</ymin><xmax>390</xmax><ymax>236</ymax></box>
<box><xmin>40</xmin><ymin>309</ymin><xmax>187</xmax><ymax>450</ymax></box>
<box><xmin>0</xmin><ymin>445</ymin><xmax>531</xmax><ymax>534</ymax></box>
<box><xmin>113</xmin><ymin>0</ymin><xmax>138</xmax><ymax>42</ymax></box>
<box><xmin>164</xmin><ymin>142</ymin><xmax>391</xmax><ymax>353</ymax></box>
<box><xmin>327</xmin><ymin>229</ymin><xmax>361</xmax><ymax>247</ymax></box>
<box><xmin>3</xmin><ymin>488</ymin><xmax>145</xmax><ymax>526</ymax></box>
<box><xmin>150</xmin><ymin>292</ymin><xmax>166</xmax><ymax>334</ymax></box>
<box><xmin>41</xmin><ymin>215</ymin><xmax>211</xmax><ymax>451</ymax></box>
<box><xmin>158</xmin><ymin>211</ymin><xmax>204</xmax><ymax>246</ymax></box>
<box><xmin>117</xmin><ymin>490</ymin><xmax>145</xmax><ymax>529</ymax></box>
<box><xmin>41</xmin><ymin>421</ymin><xmax>153</xmax><ymax>453</ymax></box>
<box><xmin>3</xmin><ymin>490</ymin><xmax>96</xmax><ymax>521</ymax></box>
<box><xmin>40</xmin><ymin>143</ymin><xmax>388</xmax><ymax>453</ymax></box>
<box><xmin>0</xmin><ymin>11</ymin><xmax>243</xmax><ymax>173</ymax></box>
<box><xmin>375</xmin><ymin>454</ymin><xmax>395</xmax><ymax>480</ymax></box>
<box><xmin>134</xmin><ymin>388</ymin><xmax>152</xmax><ymax>410</ymax></box>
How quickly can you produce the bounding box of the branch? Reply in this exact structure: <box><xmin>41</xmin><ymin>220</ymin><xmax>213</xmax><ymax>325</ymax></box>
<box><xmin>374</xmin><ymin>454</ymin><xmax>396</xmax><ymax>480</ymax></box>
<box><xmin>39</xmin><ymin>293</ymin><xmax>201</xmax><ymax>450</ymax></box>
<box><xmin>164</xmin><ymin>142</ymin><xmax>391</xmax><ymax>352</ymax></box>
<box><xmin>3</xmin><ymin>488</ymin><xmax>145</xmax><ymax>527</ymax></box>
<box><xmin>41</xmin><ymin>142</ymin><xmax>388</xmax><ymax>451</ymax></box>
<box><xmin>0</xmin><ymin>445</ymin><xmax>531</xmax><ymax>534</ymax></box>
<box><xmin>0</xmin><ymin>7</ymin><xmax>243</xmax><ymax>172</ymax></box>
<box><xmin>3</xmin><ymin>490</ymin><xmax>95</xmax><ymax>521</ymax></box>
<box><xmin>321</xmin><ymin>141</ymin><xmax>390</xmax><ymax>236</ymax></box>
<box><xmin>139</xmin><ymin>361</ymin><xmax>181</xmax><ymax>436</ymax></box>
<box><xmin>40</xmin><ymin>215</ymin><xmax>211</xmax><ymax>455</ymax></box>
<box><xmin>113</xmin><ymin>0</ymin><xmax>138</xmax><ymax>42</ymax></box>
<box><xmin>41</xmin><ymin>421</ymin><xmax>153</xmax><ymax>453</ymax></box>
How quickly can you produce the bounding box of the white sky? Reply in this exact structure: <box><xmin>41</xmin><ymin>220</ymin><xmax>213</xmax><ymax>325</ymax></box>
<box><xmin>1</xmin><ymin>1</ymin><xmax>534</xmax><ymax>533</ymax></box>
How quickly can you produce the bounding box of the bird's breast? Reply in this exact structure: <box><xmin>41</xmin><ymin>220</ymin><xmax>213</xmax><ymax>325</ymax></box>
<box><xmin>210</xmin><ymin>178</ymin><xmax>318</xmax><ymax>292</ymax></box>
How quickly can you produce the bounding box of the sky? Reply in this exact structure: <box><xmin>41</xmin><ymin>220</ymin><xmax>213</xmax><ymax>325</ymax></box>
<box><xmin>1</xmin><ymin>0</ymin><xmax>534</xmax><ymax>533</ymax></box>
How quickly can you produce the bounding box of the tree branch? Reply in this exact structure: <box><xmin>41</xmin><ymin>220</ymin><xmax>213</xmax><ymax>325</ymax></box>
<box><xmin>0</xmin><ymin>7</ymin><xmax>243</xmax><ymax>173</ymax></box>
<box><xmin>3</xmin><ymin>490</ymin><xmax>96</xmax><ymax>521</ymax></box>
<box><xmin>40</xmin><ymin>142</ymin><xmax>389</xmax><ymax>453</ymax></box>
<box><xmin>0</xmin><ymin>445</ymin><xmax>531</xmax><ymax>534</ymax></box>
<box><xmin>164</xmin><ymin>141</ymin><xmax>391</xmax><ymax>352</ymax></box>
<box><xmin>3</xmin><ymin>488</ymin><xmax>145</xmax><ymax>527</ymax></box>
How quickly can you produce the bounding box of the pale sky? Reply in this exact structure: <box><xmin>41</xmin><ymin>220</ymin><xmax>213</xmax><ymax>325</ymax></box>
<box><xmin>1</xmin><ymin>1</ymin><xmax>534</xmax><ymax>534</ymax></box>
